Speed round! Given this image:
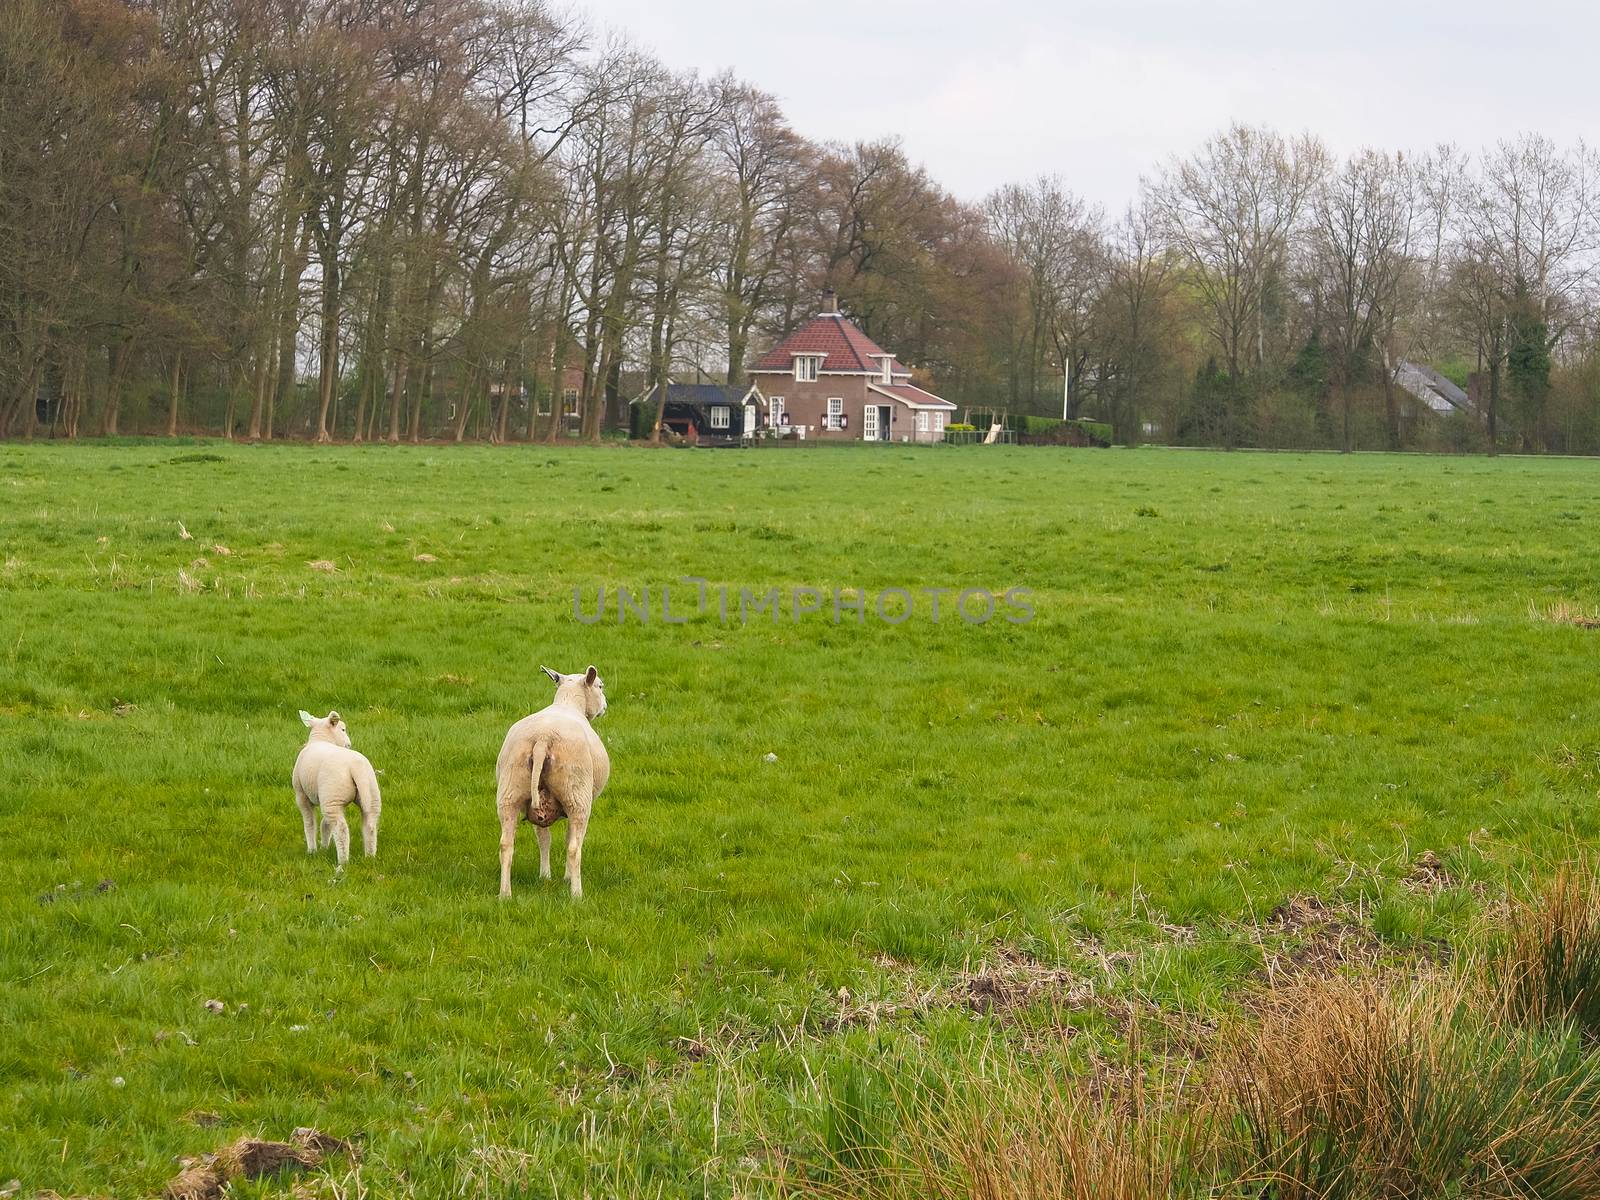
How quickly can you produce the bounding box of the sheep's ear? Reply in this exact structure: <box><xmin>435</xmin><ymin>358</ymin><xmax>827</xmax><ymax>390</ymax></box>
<box><xmin>540</xmin><ymin>665</ymin><xmax>561</xmax><ymax>683</ymax></box>
<box><xmin>299</xmin><ymin>710</ymin><xmax>314</xmax><ymax>727</ymax></box>
<box><xmin>327</xmin><ymin>710</ymin><xmax>341</xmax><ymax>725</ymax></box>
<box><xmin>584</xmin><ymin>665</ymin><xmax>598</xmax><ymax>685</ymax></box>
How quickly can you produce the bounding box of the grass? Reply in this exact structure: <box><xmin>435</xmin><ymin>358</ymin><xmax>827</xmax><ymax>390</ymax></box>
<box><xmin>2</xmin><ymin>441</ymin><xmax>1600</xmax><ymax>1196</ymax></box>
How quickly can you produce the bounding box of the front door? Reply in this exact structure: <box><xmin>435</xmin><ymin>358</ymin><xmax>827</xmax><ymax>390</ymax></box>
<box><xmin>864</xmin><ymin>405</ymin><xmax>891</xmax><ymax>441</ymax></box>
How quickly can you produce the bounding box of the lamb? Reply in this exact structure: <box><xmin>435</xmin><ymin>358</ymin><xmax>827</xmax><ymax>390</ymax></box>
<box><xmin>496</xmin><ymin>665</ymin><xmax>610</xmax><ymax>899</ymax></box>
<box><xmin>292</xmin><ymin>710</ymin><xmax>382</xmax><ymax>867</ymax></box>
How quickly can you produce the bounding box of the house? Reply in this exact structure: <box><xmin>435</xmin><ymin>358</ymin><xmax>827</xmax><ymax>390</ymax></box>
<box><xmin>630</xmin><ymin>381</ymin><xmax>762</xmax><ymax>444</ymax></box>
<box><xmin>531</xmin><ymin>365</ymin><xmax>585</xmax><ymax>433</ymax></box>
<box><xmin>748</xmin><ymin>291</ymin><xmax>955</xmax><ymax>443</ymax></box>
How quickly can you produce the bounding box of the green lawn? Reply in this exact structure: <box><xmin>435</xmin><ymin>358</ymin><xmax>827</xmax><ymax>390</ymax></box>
<box><xmin>2</xmin><ymin>441</ymin><xmax>1598</xmax><ymax>1196</ymax></box>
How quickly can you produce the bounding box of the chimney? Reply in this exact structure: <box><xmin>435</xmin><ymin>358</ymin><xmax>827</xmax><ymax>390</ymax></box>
<box><xmin>820</xmin><ymin>288</ymin><xmax>839</xmax><ymax>315</ymax></box>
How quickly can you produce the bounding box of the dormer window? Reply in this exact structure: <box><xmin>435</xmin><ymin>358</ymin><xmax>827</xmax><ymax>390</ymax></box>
<box><xmin>794</xmin><ymin>355</ymin><xmax>820</xmax><ymax>383</ymax></box>
<box><xmin>879</xmin><ymin>357</ymin><xmax>893</xmax><ymax>384</ymax></box>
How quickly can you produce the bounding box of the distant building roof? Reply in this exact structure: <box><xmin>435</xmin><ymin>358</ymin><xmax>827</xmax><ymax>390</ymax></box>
<box><xmin>868</xmin><ymin>382</ymin><xmax>955</xmax><ymax>409</ymax></box>
<box><xmin>752</xmin><ymin>307</ymin><xmax>910</xmax><ymax>375</ymax></box>
<box><xmin>1395</xmin><ymin>362</ymin><xmax>1472</xmax><ymax>415</ymax></box>
<box><xmin>632</xmin><ymin>382</ymin><xmax>753</xmax><ymax>409</ymax></box>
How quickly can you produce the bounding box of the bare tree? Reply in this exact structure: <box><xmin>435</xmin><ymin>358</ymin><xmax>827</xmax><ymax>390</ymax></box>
<box><xmin>1154</xmin><ymin>123</ymin><xmax>1327</xmax><ymax>442</ymax></box>
<box><xmin>1307</xmin><ymin>149</ymin><xmax>1417</xmax><ymax>450</ymax></box>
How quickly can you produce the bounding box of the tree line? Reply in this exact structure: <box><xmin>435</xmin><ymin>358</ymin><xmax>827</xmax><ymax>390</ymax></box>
<box><xmin>3</xmin><ymin>0</ymin><xmax>1598</xmax><ymax>452</ymax></box>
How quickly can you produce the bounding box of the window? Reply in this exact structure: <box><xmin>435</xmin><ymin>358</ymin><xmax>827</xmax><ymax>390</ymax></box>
<box><xmin>880</xmin><ymin>357</ymin><xmax>893</xmax><ymax>384</ymax></box>
<box><xmin>770</xmin><ymin>396</ymin><xmax>786</xmax><ymax>425</ymax></box>
<box><xmin>794</xmin><ymin>355</ymin><xmax>819</xmax><ymax>383</ymax></box>
<box><xmin>709</xmin><ymin>405</ymin><xmax>730</xmax><ymax>429</ymax></box>
<box><xmin>826</xmin><ymin>397</ymin><xmax>843</xmax><ymax>430</ymax></box>
<box><xmin>536</xmin><ymin>391</ymin><xmax>552</xmax><ymax>416</ymax></box>
<box><xmin>934</xmin><ymin>411</ymin><xmax>945</xmax><ymax>433</ymax></box>
<box><xmin>916</xmin><ymin>411</ymin><xmax>929</xmax><ymax>433</ymax></box>
<box><xmin>563</xmin><ymin>387</ymin><xmax>579</xmax><ymax>414</ymax></box>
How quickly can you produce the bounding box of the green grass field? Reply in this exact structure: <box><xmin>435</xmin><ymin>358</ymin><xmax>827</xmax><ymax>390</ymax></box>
<box><xmin>3</xmin><ymin>442</ymin><xmax>1599</xmax><ymax>1197</ymax></box>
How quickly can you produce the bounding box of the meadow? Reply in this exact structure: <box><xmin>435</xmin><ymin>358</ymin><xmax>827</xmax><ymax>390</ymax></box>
<box><xmin>2</xmin><ymin>441</ymin><xmax>1599</xmax><ymax>1197</ymax></box>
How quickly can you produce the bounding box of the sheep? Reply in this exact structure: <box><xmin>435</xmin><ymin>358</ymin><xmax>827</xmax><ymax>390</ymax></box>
<box><xmin>292</xmin><ymin>710</ymin><xmax>381</xmax><ymax>867</ymax></box>
<box><xmin>496</xmin><ymin>665</ymin><xmax>610</xmax><ymax>899</ymax></box>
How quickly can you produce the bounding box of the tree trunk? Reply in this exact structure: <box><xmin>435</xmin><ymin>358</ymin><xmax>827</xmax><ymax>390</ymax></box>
<box><xmin>453</xmin><ymin>369</ymin><xmax>474</xmax><ymax>442</ymax></box>
<box><xmin>102</xmin><ymin>338</ymin><xmax>135</xmax><ymax>436</ymax></box>
<box><xmin>1486</xmin><ymin>359</ymin><xmax>1500</xmax><ymax>456</ymax></box>
<box><xmin>1340</xmin><ymin>377</ymin><xmax>1352</xmax><ymax>454</ymax></box>
<box><xmin>495</xmin><ymin>359</ymin><xmax>513</xmax><ymax>444</ymax></box>
<box><xmin>246</xmin><ymin>339</ymin><xmax>269</xmax><ymax>440</ymax></box>
<box><xmin>166</xmin><ymin>353</ymin><xmax>183</xmax><ymax>436</ymax></box>
<box><xmin>272</xmin><ymin>220</ymin><xmax>310</xmax><ymax>441</ymax></box>
<box><xmin>314</xmin><ymin>257</ymin><xmax>339</xmax><ymax>442</ymax></box>
<box><xmin>387</xmin><ymin>348</ymin><xmax>407</xmax><ymax>444</ymax></box>
<box><xmin>408</xmin><ymin>354</ymin><xmax>431</xmax><ymax>443</ymax></box>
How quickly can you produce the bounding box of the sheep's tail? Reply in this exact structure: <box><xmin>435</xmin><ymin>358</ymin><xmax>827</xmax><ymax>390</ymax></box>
<box><xmin>527</xmin><ymin>738</ymin><xmax>549</xmax><ymax>809</ymax></box>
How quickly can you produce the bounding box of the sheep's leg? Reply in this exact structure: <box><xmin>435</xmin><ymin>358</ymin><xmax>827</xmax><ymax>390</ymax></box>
<box><xmin>537</xmin><ymin>825</ymin><xmax>552</xmax><ymax>880</ymax></box>
<box><xmin>498</xmin><ymin>804</ymin><xmax>519</xmax><ymax>898</ymax></box>
<box><xmin>323</xmin><ymin>804</ymin><xmax>351</xmax><ymax>868</ymax></box>
<box><xmin>294</xmin><ymin>783</ymin><xmax>318</xmax><ymax>853</ymax></box>
<box><xmin>359</xmin><ymin>797</ymin><xmax>380</xmax><ymax>858</ymax></box>
<box><xmin>565</xmin><ymin>810</ymin><xmax>588</xmax><ymax>900</ymax></box>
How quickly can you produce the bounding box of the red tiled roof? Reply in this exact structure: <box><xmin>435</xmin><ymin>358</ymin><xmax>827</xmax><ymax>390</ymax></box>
<box><xmin>869</xmin><ymin>382</ymin><xmax>956</xmax><ymax>409</ymax></box>
<box><xmin>752</xmin><ymin>313</ymin><xmax>910</xmax><ymax>374</ymax></box>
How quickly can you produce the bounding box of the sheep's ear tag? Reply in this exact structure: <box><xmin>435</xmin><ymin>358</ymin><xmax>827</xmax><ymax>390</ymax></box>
<box><xmin>299</xmin><ymin>710</ymin><xmax>315</xmax><ymax>727</ymax></box>
<box><xmin>541</xmin><ymin>665</ymin><xmax>561</xmax><ymax>683</ymax></box>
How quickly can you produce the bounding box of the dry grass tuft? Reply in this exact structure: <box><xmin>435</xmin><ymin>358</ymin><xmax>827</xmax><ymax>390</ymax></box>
<box><xmin>1488</xmin><ymin>859</ymin><xmax>1600</xmax><ymax>1039</ymax></box>
<box><xmin>792</xmin><ymin>861</ymin><xmax>1600</xmax><ymax>1200</ymax></box>
<box><xmin>1218</xmin><ymin>974</ymin><xmax>1600</xmax><ymax>1200</ymax></box>
<box><xmin>1528</xmin><ymin>598</ymin><xmax>1600</xmax><ymax>628</ymax></box>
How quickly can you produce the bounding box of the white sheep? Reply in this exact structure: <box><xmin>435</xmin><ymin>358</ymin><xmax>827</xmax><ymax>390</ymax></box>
<box><xmin>496</xmin><ymin>665</ymin><xmax>610</xmax><ymax>899</ymax></box>
<box><xmin>292</xmin><ymin>710</ymin><xmax>382</xmax><ymax>867</ymax></box>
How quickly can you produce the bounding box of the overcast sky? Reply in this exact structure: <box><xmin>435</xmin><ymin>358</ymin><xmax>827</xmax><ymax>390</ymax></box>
<box><xmin>573</xmin><ymin>0</ymin><xmax>1596</xmax><ymax>210</ymax></box>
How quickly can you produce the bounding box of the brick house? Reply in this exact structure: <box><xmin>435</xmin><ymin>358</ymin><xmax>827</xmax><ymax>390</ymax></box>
<box><xmin>748</xmin><ymin>291</ymin><xmax>955</xmax><ymax>443</ymax></box>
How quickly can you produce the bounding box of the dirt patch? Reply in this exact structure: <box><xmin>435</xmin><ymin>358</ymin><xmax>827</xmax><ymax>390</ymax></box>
<box><xmin>957</xmin><ymin>945</ymin><xmax>1095</xmax><ymax>1015</ymax></box>
<box><xmin>819</xmin><ymin>945</ymin><xmax>1099</xmax><ymax>1034</ymax></box>
<box><xmin>1404</xmin><ymin>849</ymin><xmax>1456</xmax><ymax>894</ymax></box>
<box><xmin>162</xmin><ymin>1128</ymin><xmax>355</xmax><ymax>1200</ymax></box>
<box><xmin>1260</xmin><ymin>895</ymin><xmax>1382</xmax><ymax>981</ymax></box>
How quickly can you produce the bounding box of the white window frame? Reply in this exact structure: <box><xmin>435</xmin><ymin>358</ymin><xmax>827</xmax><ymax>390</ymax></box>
<box><xmin>709</xmin><ymin>405</ymin><xmax>730</xmax><ymax>430</ymax></box>
<box><xmin>826</xmin><ymin>397</ymin><xmax>843</xmax><ymax>430</ymax></box>
<box><xmin>794</xmin><ymin>355</ymin><xmax>819</xmax><ymax>383</ymax></box>
<box><xmin>934</xmin><ymin>411</ymin><xmax>945</xmax><ymax>433</ymax></box>
<box><xmin>563</xmin><ymin>387</ymin><xmax>579</xmax><ymax>414</ymax></box>
<box><xmin>863</xmin><ymin>405</ymin><xmax>879</xmax><ymax>440</ymax></box>
<box><xmin>770</xmin><ymin>396</ymin><xmax>786</xmax><ymax>426</ymax></box>
<box><xmin>880</xmin><ymin>357</ymin><xmax>893</xmax><ymax>384</ymax></box>
<box><xmin>916</xmin><ymin>411</ymin><xmax>929</xmax><ymax>433</ymax></box>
